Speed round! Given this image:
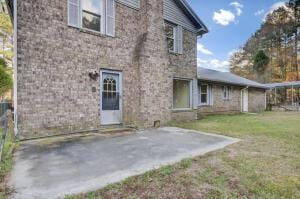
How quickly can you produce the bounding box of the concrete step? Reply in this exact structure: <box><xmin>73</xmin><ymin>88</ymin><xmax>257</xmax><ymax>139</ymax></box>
<box><xmin>96</xmin><ymin>125</ymin><xmax>137</xmax><ymax>135</ymax></box>
<box><xmin>20</xmin><ymin>125</ymin><xmax>137</xmax><ymax>143</ymax></box>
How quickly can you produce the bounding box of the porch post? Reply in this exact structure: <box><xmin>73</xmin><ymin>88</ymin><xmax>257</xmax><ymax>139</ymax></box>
<box><xmin>292</xmin><ymin>85</ymin><xmax>294</xmax><ymax>106</ymax></box>
<box><xmin>274</xmin><ymin>87</ymin><xmax>277</xmax><ymax>105</ymax></box>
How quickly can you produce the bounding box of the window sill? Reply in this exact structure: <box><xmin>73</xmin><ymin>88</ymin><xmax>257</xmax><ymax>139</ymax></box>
<box><xmin>68</xmin><ymin>25</ymin><xmax>114</xmax><ymax>38</ymax></box>
<box><xmin>168</xmin><ymin>50</ymin><xmax>183</xmax><ymax>56</ymax></box>
<box><xmin>172</xmin><ymin>108</ymin><xmax>193</xmax><ymax>112</ymax></box>
<box><xmin>198</xmin><ymin>104</ymin><xmax>212</xmax><ymax>107</ymax></box>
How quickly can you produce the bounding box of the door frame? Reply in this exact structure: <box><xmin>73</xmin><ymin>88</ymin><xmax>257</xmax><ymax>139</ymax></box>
<box><xmin>241</xmin><ymin>88</ymin><xmax>249</xmax><ymax>112</ymax></box>
<box><xmin>100</xmin><ymin>69</ymin><xmax>123</xmax><ymax>125</ymax></box>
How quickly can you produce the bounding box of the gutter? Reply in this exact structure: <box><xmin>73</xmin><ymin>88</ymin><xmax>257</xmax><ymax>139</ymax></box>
<box><xmin>198</xmin><ymin>78</ymin><xmax>268</xmax><ymax>90</ymax></box>
<box><xmin>13</xmin><ymin>0</ymin><xmax>17</xmax><ymax>135</ymax></box>
<box><xmin>241</xmin><ymin>86</ymin><xmax>248</xmax><ymax>91</ymax></box>
<box><xmin>177</xmin><ymin>0</ymin><xmax>209</xmax><ymax>35</ymax></box>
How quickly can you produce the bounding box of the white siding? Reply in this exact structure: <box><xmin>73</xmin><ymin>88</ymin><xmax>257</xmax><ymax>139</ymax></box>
<box><xmin>163</xmin><ymin>0</ymin><xmax>197</xmax><ymax>33</ymax></box>
<box><xmin>117</xmin><ymin>0</ymin><xmax>140</xmax><ymax>9</ymax></box>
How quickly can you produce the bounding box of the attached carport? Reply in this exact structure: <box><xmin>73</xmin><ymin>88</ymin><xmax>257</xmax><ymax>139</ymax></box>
<box><xmin>265</xmin><ymin>81</ymin><xmax>300</xmax><ymax>109</ymax></box>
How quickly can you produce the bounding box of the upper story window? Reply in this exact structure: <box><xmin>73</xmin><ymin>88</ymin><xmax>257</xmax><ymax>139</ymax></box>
<box><xmin>222</xmin><ymin>86</ymin><xmax>231</xmax><ymax>100</ymax></box>
<box><xmin>82</xmin><ymin>0</ymin><xmax>102</xmax><ymax>32</ymax></box>
<box><xmin>165</xmin><ymin>23</ymin><xmax>176</xmax><ymax>52</ymax></box>
<box><xmin>68</xmin><ymin>0</ymin><xmax>115</xmax><ymax>36</ymax></box>
<box><xmin>165</xmin><ymin>22</ymin><xmax>183</xmax><ymax>54</ymax></box>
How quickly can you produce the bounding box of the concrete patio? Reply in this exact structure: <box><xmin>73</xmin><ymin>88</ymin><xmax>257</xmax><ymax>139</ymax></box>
<box><xmin>9</xmin><ymin>127</ymin><xmax>239</xmax><ymax>199</ymax></box>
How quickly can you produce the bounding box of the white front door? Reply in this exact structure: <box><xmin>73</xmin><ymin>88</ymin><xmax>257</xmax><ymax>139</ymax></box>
<box><xmin>100</xmin><ymin>71</ymin><xmax>122</xmax><ymax>125</ymax></box>
<box><xmin>241</xmin><ymin>89</ymin><xmax>249</xmax><ymax>112</ymax></box>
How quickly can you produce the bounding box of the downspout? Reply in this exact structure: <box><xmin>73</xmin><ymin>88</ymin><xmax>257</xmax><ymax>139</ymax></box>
<box><xmin>13</xmin><ymin>0</ymin><xmax>18</xmax><ymax>135</ymax></box>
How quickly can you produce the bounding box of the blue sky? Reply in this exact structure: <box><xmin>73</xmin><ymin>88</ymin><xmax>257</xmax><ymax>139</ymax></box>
<box><xmin>186</xmin><ymin>0</ymin><xmax>289</xmax><ymax>71</ymax></box>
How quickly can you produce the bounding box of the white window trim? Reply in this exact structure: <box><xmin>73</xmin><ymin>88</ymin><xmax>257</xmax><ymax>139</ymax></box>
<box><xmin>80</xmin><ymin>0</ymin><xmax>105</xmax><ymax>33</ymax></box>
<box><xmin>68</xmin><ymin>0</ymin><xmax>115</xmax><ymax>36</ymax></box>
<box><xmin>166</xmin><ymin>23</ymin><xmax>176</xmax><ymax>53</ymax></box>
<box><xmin>172</xmin><ymin>78</ymin><xmax>193</xmax><ymax>111</ymax></box>
<box><xmin>222</xmin><ymin>86</ymin><xmax>231</xmax><ymax>100</ymax></box>
<box><xmin>165</xmin><ymin>22</ymin><xmax>183</xmax><ymax>54</ymax></box>
<box><xmin>199</xmin><ymin>84</ymin><xmax>211</xmax><ymax>106</ymax></box>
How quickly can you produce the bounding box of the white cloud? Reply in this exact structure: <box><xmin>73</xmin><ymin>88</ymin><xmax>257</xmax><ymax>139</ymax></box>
<box><xmin>213</xmin><ymin>9</ymin><xmax>236</xmax><ymax>26</ymax></box>
<box><xmin>197</xmin><ymin>43</ymin><xmax>213</xmax><ymax>55</ymax></box>
<box><xmin>230</xmin><ymin>2</ymin><xmax>243</xmax><ymax>16</ymax></box>
<box><xmin>197</xmin><ymin>58</ymin><xmax>230</xmax><ymax>72</ymax></box>
<box><xmin>254</xmin><ymin>9</ymin><xmax>265</xmax><ymax>16</ymax></box>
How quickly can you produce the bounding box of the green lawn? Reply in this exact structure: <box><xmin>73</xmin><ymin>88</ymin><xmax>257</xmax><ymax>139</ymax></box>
<box><xmin>0</xmin><ymin>118</ymin><xmax>16</xmax><ymax>199</ymax></box>
<box><xmin>67</xmin><ymin>112</ymin><xmax>300</xmax><ymax>199</ymax></box>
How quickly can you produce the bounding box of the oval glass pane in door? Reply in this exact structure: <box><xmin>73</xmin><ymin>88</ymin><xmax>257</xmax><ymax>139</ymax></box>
<box><xmin>102</xmin><ymin>75</ymin><xmax>119</xmax><ymax>111</ymax></box>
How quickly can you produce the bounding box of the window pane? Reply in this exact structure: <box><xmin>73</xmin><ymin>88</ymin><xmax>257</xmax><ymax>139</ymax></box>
<box><xmin>201</xmin><ymin>94</ymin><xmax>207</xmax><ymax>103</ymax></box>
<box><xmin>165</xmin><ymin>24</ymin><xmax>174</xmax><ymax>38</ymax></box>
<box><xmin>82</xmin><ymin>0</ymin><xmax>101</xmax><ymax>14</ymax></box>
<box><xmin>165</xmin><ymin>23</ymin><xmax>175</xmax><ymax>51</ymax></box>
<box><xmin>222</xmin><ymin>86</ymin><xmax>230</xmax><ymax>99</ymax></box>
<box><xmin>173</xmin><ymin>79</ymin><xmax>190</xmax><ymax>109</ymax></box>
<box><xmin>201</xmin><ymin>85</ymin><xmax>207</xmax><ymax>94</ymax></box>
<box><xmin>102</xmin><ymin>76</ymin><xmax>119</xmax><ymax>110</ymax></box>
<box><xmin>167</xmin><ymin>38</ymin><xmax>174</xmax><ymax>52</ymax></box>
<box><xmin>82</xmin><ymin>11</ymin><xmax>101</xmax><ymax>31</ymax></box>
<box><xmin>102</xmin><ymin>92</ymin><xmax>119</xmax><ymax>110</ymax></box>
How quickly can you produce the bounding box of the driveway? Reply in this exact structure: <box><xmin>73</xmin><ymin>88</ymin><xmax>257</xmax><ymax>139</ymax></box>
<box><xmin>9</xmin><ymin>127</ymin><xmax>239</xmax><ymax>199</ymax></box>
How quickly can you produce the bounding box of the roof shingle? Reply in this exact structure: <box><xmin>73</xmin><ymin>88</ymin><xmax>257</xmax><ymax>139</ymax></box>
<box><xmin>198</xmin><ymin>67</ymin><xmax>268</xmax><ymax>89</ymax></box>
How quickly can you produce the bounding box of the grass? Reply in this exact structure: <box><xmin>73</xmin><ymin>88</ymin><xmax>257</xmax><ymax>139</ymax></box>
<box><xmin>65</xmin><ymin>112</ymin><xmax>300</xmax><ymax>199</ymax></box>
<box><xmin>0</xmin><ymin>118</ymin><xmax>16</xmax><ymax>199</ymax></box>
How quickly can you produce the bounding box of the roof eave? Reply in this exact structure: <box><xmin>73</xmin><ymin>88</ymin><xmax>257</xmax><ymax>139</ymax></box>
<box><xmin>197</xmin><ymin>28</ymin><xmax>209</xmax><ymax>36</ymax></box>
<box><xmin>198</xmin><ymin>77</ymin><xmax>268</xmax><ymax>89</ymax></box>
<box><xmin>177</xmin><ymin>0</ymin><xmax>209</xmax><ymax>35</ymax></box>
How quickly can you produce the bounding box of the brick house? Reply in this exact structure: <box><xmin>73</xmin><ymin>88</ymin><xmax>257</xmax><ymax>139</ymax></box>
<box><xmin>6</xmin><ymin>0</ymin><xmax>209</xmax><ymax>139</ymax></box>
<box><xmin>197</xmin><ymin>68</ymin><xmax>267</xmax><ymax>116</ymax></box>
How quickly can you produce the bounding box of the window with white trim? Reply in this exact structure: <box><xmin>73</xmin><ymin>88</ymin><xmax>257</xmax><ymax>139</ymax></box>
<box><xmin>82</xmin><ymin>0</ymin><xmax>102</xmax><ymax>32</ymax></box>
<box><xmin>68</xmin><ymin>0</ymin><xmax>115</xmax><ymax>36</ymax></box>
<box><xmin>199</xmin><ymin>83</ymin><xmax>212</xmax><ymax>105</ymax></box>
<box><xmin>222</xmin><ymin>86</ymin><xmax>231</xmax><ymax>100</ymax></box>
<box><xmin>173</xmin><ymin>79</ymin><xmax>192</xmax><ymax>109</ymax></box>
<box><xmin>165</xmin><ymin>22</ymin><xmax>183</xmax><ymax>54</ymax></box>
